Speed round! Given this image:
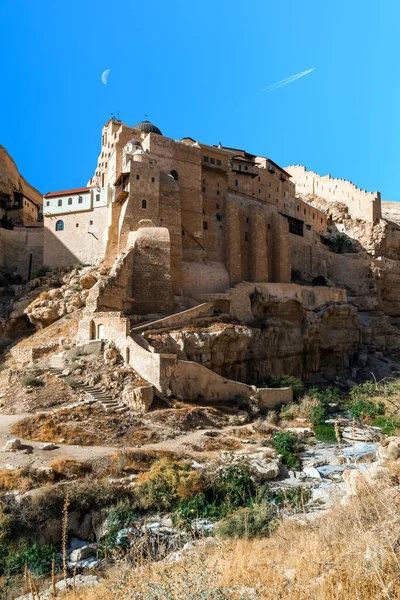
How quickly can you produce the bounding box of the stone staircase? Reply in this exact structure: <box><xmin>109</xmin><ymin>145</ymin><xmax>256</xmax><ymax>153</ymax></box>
<box><xmin>48</xmin><ymin>354</ymin><xmax>128</xmax><ymax>413</ymax></box>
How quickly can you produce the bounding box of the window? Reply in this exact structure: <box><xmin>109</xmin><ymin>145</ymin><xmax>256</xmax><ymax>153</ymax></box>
<box><xmin>203</xmin><ymin>221</ymin><xmax>208</xmax><ymax>230</ymax></box>
<box><xmin>76</xmin><ymin>223</ymin><xmax>79</xmax><ymax>227</ymax></box>
<box><xmin>68</xmin><ymin>198</ymin><xmax>72</xmax><ymax>205</ymax></box>
<box><xmin>151</xmin><ymin>177</ymin><xmax>155</xmax><ymax>182</ymax></box>
<box><xmin>142</xmin><ymin>199</ymin><xmax>147</xmax><ymax>208</ymax></box>
<box><xmin>239</xmin><ymin>165</ymin><xmax>242</xmax><ymax>171</ymax></box>
<box><xmin>46</xmin><ymin>201</ymin><xmax>50</xmax><ymax>207</ymax></box>
<box><xmin>312</xmin><ymin>213</ymin><xmax>315</xmax><ymax>220</ymax></box>
<box><xmin>89</xmin><ymin>220</ymin><xmax>93</xmax><ymax>225</ymax></box>
<box><xmin>210</xmin><ymin>157</ymin><xmax>215</xmax><ymax>165</ymax></box>
<box><xmin>170</xmin><ymin>170</ymin><xmax>179</xmax><ymax>180</ymax></box>
<box><xmin>182</xmin><ymin>229</ymin><xmax>185</xmax><ymax>236</ymax></box>
<box><xmin>96</xmin><ymin>194</ymin><xmax>100</xmax><ymax>202</ymax></box>
<box><xmin>244</xmin><ymin>166</ymin><xmax>248</xmax><ymax>171</ymax></box>
<box><xmin>321</xmin><ymin>218</ymin><xmax>323</xmax><ymax>223</ymax></box>
<box><xmin>267</xmin><ymin>223</ymin><xmax>271</xmax><ymax>230</ymax></box>
<box><xmin>216</xmin><ymin>213</ymin><xmax>222</xmax><ymax>221</ymax></box>
<box><xmin>78</xmin><ymin>196</ymin><xmax>83</xmax><ymax>204</ymax></box>
<box><xmin>245</xmin><ymin>232</ymin><xmax>249</xmax><ymax>242</ymax></box>
<box><xmin>58</xmin><ymin>199</ymin><xmax>62</xmax><ymax>206</ymax></box>
<box><xmin>297</xmin><ymin>205</ymin><xmax>299</xmax><ymax>211</ymax></box>
<box><xmin>258</xmin><ymin>176</ymin><xmax>260</xmax><ymax>182</ymax></box>
<box><xmin>216</xmin><ymin>159</ymin><xmax>221</xmax><ymax>166</ymax></box>
<box><xmin>216</xmin><ymin>203</ymin><xmax>220</xmax><ymax>209</ymax></box>
<box><xmin>306</xmin><ymin>224</ymin><xmax>312</xmax><ymax>231</ymax></box>
<box><xmin>55</xmin><ymin>220</ymin><xmax>64</xmax><ymax>231</ymax></box>
<box><xmin>203</xmin><ymin>156</ymin><xmax>209</xmax><ymax>163</ymax></box>
<box><xmin>304</xmin><ymin>208</ymin><xmax>306</xmax><ymax>215</ymax></box>
<box><xmin>246</xmin><ymin>217</ymin><xmax>249</xmax><ymax>223</ymax></box>
<box><xmin>202</xmin><ymin>186</ymin><xmax>206</xmax><ymax>193</ymax></box>
<box><xmin>235</xmin><ymin>179</ymin><xmax>238</xmax><ymax>187</ymax></box>
<box><xmin>259</xmin><ymin>189</ymin><xmax>261</xmax><ymax>194</ymax></box>
<box><xmin>217</xmin><ymin>190</ymin><xmax>220</xmax><ymax>195</ymax></box>
<box><xmin>136</xmin><ymin>174</ymin><xmax>140</xmax><ymax>180</ymax></box>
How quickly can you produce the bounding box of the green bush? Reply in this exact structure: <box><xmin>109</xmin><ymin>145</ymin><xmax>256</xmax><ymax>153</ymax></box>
<box><xmin>272</xmin><ymin>432</ymin><xmax>301</xmax><ymax>470</ymax></box>
<box><xmin>64</xmin><ymin>376</ymin><xmax>79</xmax><ymax>389</ymax></box>
<box><xmin>308</xmin><ymin>386</ymin><xmax>341</xmax><ymax>405</ymax></box>
<box><xmin>20</xmin><ymin>376</ymin><xmax>44</xmax><ymax>388</ymax></box>
<box><xmin>348</xmin><ymin>381</ymin><xmax>385</xmax><ymax>402</ymax></box>
<box><xmin>98</xmin><ymin>501</ymin><xmax>137</xmax><ymax>554</ymax></box>
<box><xmin>217</xmin><ymin>503</ymin><xmax>277</xmax><ymax>539</ymax></box>
<box><xmin>313</xmin><ymin>423</ymin><xmax>337</xmax><ymax>442</ymax></box>
<box><xmin>371</xmin><ymin>416</ymin><xmax>400</xmax><ymax>436</ymax></box>
<box><xmin>32</xmin><ymin>266</ymin><xmax>51</xmax><ymax>278</ymax></box>
<box><xmin>309</xmin><ymin>405</ymin><xmax>328</xmax><ymax>426</ymax></box>
<box><xmin>0</xmin><ymin>539</ymin><xmax>60</xmax><ymax>577</ymax></box>
<box><xmin>349</xmin><ymin>399</ymin><xmax>385</xmax><ymax>420</ymax></box>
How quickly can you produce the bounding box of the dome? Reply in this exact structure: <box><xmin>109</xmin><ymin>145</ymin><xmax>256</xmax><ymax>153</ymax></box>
<box><xmin>134</xmin><ymin>120</ymin><xmax>162</xmax><ymax>135</ymax></box>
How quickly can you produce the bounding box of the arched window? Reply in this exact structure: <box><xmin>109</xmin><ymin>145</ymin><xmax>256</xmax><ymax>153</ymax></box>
<box><xmin>97</xmin><ymin>324</ymin><xmax>105</xmax><ymax>339</ymax></box>
<box><xmin>68</xmin><ymin>198</ymin><xmax>72</xmax><ymax>205</ymax></box>
<box><xmin>55</xmin><ymin>220</ymin><xmax>64</xmax><ymax>231</ymax></box>
<box><xmin>58</xmin><ymin>199</ymin><xmax>62</xmax><ymax>206</ymax></box>
<box><xmin>170</xmin><ymin>170</ymin><xmax>179</xmax><ymax>181</ymax></box>
<box><xmin>142</xmin><ymin>199</ymin><xmax>147</xmax><ymax>209</ymax></box>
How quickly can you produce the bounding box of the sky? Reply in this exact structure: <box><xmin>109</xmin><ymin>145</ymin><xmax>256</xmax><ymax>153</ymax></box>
<box><xmin>0</xmin><ymin>0</ymin><xmax>399</xmax><ymax>200</ymax></box>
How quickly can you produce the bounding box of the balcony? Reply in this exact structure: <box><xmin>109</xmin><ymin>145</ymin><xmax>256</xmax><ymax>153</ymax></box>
<box><xmin>114</xmin><ymin>172</ymin><xmax>130</xmax><ymax>203</ymax></box>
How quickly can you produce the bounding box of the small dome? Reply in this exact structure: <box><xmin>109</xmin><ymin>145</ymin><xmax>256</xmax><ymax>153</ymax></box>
<box><xmin>134</xmin><ymin>120</ymin><xmax>162</xmax><ymax>135</ymax></box>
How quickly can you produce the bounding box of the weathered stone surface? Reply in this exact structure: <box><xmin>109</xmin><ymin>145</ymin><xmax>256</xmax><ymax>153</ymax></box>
<box><xmin>377</xmin><ymin>437</ymin><xmax>400</xmax><ymax>461</ymax></box>
<box><xmin>3</xmin><ymin>438</ymin><xmax>22</xmax><ymax>451</ymax></box>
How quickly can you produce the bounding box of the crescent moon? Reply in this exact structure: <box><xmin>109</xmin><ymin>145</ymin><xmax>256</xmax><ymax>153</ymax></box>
<box><xmin>101</xmin><ymin>69</ymin><xmax>111</xmax><ymax>86</ymax></box>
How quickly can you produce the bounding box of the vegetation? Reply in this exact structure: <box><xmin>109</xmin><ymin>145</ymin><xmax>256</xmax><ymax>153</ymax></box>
<box><xmin>313</xmin><ymin>423</ymin><xmax>337</xmax><ymax>442</ymax></box>
<box><xmin>20</xmin><ymin>375</ymin><xmax>44</xmax><ymax>387</ymax></box>
<box><xmin>330</xmin><ymin>231</ymin><xmax>353</xmax><ymax>253</ymax></box>
<box><xmin>272</xmin><ymin>431</ymin><xmax>301</xmax><ymax>470</ymax></box>
<box><xmin>309</xmin><ymin>404</ymin><xmax>328</xmax><ymax>426</ymax></box>
<box><xmin>217</xmin><ymin>503</ymin><xmax>276</xmax><ymax>539</ymax></box>
<box><xmin>370</xmin><ymin>415</ymin><xmax>400</xmax><ymax>436</ymax></box>
<box><xmin>32</xmin><ymin>265</ymin><xmax>51</xmax><ymax>278</ymax></box>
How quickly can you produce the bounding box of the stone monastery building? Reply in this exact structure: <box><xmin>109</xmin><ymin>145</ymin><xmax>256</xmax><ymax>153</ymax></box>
<box><xmin>43</xmin><ymin>118</ymin><xmax>335</xmax><ymax>303</ymax></box>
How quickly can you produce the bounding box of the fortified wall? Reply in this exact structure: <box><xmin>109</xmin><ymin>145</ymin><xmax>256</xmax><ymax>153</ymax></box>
<box><xmin>287</xmin><ymin>165</ymin><xmax>381</xmax><ymax>223</ymax></box>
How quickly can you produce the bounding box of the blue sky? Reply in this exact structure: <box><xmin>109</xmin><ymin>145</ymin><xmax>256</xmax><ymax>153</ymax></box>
<box><xmin>1</xmin><ymin>0</ymin><xmax>399</xmax><ymax>200</ymax></box>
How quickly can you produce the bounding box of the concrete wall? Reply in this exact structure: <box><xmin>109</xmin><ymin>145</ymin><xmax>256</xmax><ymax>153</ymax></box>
<box><xmin>131</xmin><ymin>302</ymin><xmax>216</xmax><ymax>334</ymax></box>
<box><xmin>287</xmin><ymin>165</ymin><xmax>381</xmax><ymax>222</ymax></box>
<box><xmin>0</xmin><ymin>227</ymin><xmax>43</xmax><ymax>281</ymax></box>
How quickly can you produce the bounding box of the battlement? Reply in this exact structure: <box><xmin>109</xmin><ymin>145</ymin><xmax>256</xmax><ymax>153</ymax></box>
<box><xmin>286</xmin><ymin>165</ymin><xmax>381</xmax><ymax>223</ymax></box>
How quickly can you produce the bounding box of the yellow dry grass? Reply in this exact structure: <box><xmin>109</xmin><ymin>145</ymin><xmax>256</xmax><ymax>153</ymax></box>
<box><xmin>62</xmin><ymin>466</ymin><xmax>400</xmax><ymax>600</ymax></box>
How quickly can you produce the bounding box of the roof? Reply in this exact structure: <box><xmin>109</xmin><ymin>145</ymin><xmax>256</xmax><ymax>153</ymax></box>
<box><xmin>267</xmin><ymin>159</ymin><xmax>292</xmax><ymax>178</ymax></box>
<box><xmin>134</xmin><ymin>120</ymin><xmax>163</xmax><ymax>135</ymax></box>
<box><xmin>44</xmin><ymin>187</ymin><xmax>92</xmax><ymax>198</ymax></box>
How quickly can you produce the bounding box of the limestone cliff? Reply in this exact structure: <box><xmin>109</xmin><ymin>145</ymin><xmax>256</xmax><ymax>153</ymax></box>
<box><xmin>0</xmin><ymin>145</ymin><xmax>41</xmax><ymax>206</ymax></box>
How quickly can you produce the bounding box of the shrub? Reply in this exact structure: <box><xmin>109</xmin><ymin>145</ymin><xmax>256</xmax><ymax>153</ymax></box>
<box><xmin>308</xmin><ymin>385</ymin><xmax>341</xmax><ymax>405</ymax></box>
<box><xmin>136</xmin><ymin>459</ymin><xmax>201</xmax><ymax>511</ymax></box>
<box><xmin>371</xmin><ymin>416</ymin><xmax>400</xmax><ymax>436</ymax></box>
<box><xmin>64</xmin><ymin>376</ymin><xmax>79</xmax><ymax>389</ymax></box>
<box><xmin>272</xmin><ymin>431</ymin><xmax>301</xmax><ymax>470</ymax></box>
<box><xmin>32</xmin><ymin>266</ymin><xmax>50</xmax><ymax>278</ymax></box>
<box><xmin>49</xmin><ymin>458</ymin><xmax>92</xmax><ymax>479</ymax></box>
<box><xmin>20</xmin><ymin>375</ymin><xmax>44</xmax><ymax>388</ymax></box>
<box><xmin>0</xmin><ymin>540</ymin><xmax>60</xmax><ymax>578</ymax></box>
<box><xmin>314</xmin><ymin>423</ymin><xmax>337</xmax><ymax>442</ymax></box>
<box><xmin>349</xmin><ymin>399</ymin><xmax>385</xmax><ymax>420</ymax></box>
<box><xmin>217</xmin><ymin>503</ymin><xmax>277</xmax><ymax>539</ymax></box>
<box><xmin>98</xmin><ymin>501</ymin><xmax>137</xmax><ymax>554</ymax></box>
<box><xmin>309</xmin><ymin>404</ymin><xmax>328</xmax><ymax>426</ymax></box>
<box><xmin>312</xmin><ymin>275</ymin><xmax>328</xmax><ymax>286</ymax></box>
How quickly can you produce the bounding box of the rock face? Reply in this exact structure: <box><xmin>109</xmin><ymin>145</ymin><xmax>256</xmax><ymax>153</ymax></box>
<box><xmin>146</xmin><ymin>298</ymin><xmax>361</xmax><ymax>382</ymax></box>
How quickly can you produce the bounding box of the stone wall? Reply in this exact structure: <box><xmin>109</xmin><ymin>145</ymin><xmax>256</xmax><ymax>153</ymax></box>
<box><xmin>0</xmin><ymin>227</ymin><xmax>43</xmax><ymax>281</ymax></box>
<box><xmin>287</xmin><ymin>165</ymin><xmax>381</xmax><ymax>222</ymax></box>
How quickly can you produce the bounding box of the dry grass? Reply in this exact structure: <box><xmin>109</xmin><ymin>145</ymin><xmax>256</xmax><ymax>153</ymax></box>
<box><xmin>49</xmin><ymin>458</ymin><xmax>92</xmax><ymax>479</ymax></box>
<box><xmin>197</xmin><ymin>435</ymin><xmax>243</xmax><ymax>452</ymax></box>
<box><xmin>0</xmin><ymin>468</ymin><xmax>33</xmax><ymax>492</ymax></box>
<box><xmin>61</xmin><ymin>465</ymin><xmax>400</xmax><ymax>600</ymax></box>
<box><xmin>11</xmin><ymin>406</ymin><xmax>162</xmax><ymax>446</ymax></box>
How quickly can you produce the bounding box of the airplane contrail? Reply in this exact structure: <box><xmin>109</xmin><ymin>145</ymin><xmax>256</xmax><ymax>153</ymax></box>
<box><xmin>263</xmin><ymin>68</ymin><xmax>314</xmax><ymax>93</ymax></box>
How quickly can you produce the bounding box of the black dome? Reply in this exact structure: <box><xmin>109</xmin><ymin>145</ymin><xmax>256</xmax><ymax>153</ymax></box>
<box><xmin>134</xmin><ymin>120</ymin><xmax>162</xmax><ymax>135</ymax></box>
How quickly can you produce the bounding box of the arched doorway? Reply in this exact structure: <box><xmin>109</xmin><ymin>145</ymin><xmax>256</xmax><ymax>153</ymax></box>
<box><xmin>97</xmin><ymin>324</ymin><xmax>105</xmax><ymax>340</ymax></box>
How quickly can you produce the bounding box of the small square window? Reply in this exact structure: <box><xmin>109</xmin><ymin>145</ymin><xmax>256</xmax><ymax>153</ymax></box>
<box><xmin>216</xmin><ymin>159</ymin><xmax>221</xmax><ymax>166</ymax></box>
<box><xmin>244</xmin><ymin>166</ymin><xmax>248</xmax><ymax>171</ymax></box>
<box><xmin>76</xmin><ymin>223</ymin><xmax>79</xmax><ymax>227</ymax></box>
<box><xmin>203</xmin><ymin>156</ymin><xmax>209</xmax><ymax>163</ymax></box>
<box><xmin>216</xmin><ymin>203</ymin><xmax>220</xmax><ymax>209</ymax></box>
<box><xmin>306</xmin><ymin>224</ymin><xmax>312</xmax><ymax>231</ymax></box>
<box><xmin>203</xmin><ymin>221</ymin><xmax>208</xmax><ymax>230</ymax></box>
<box><xmin>46</xmin><ymin>201</ymin><xmax>50</xmax><ymax>207</ymax></box>
<box><xmin>210</xmin><ymin>157</ymin><xmax>215</xmax><ymax>165</ymax></box>
<box><xmin>96</xmin><ymin>194</ymin><xmax>100</xmax><ymax>202</ymax></box>
<box><xmin>89</xmin><ymin>220</ymin><xmax>93</xmax><ymax>225</ymax></box>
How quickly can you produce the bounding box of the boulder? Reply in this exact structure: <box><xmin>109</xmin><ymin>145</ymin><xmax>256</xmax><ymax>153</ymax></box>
<box><xmin>41</xmin><ymin>442</ymin><xmax>57</xmax><ymax>451</ymax></box>
<box><xmin>104</xmin><ymin>346</ymin><xmax>119</xmax><ymax>366</ymax></box>
<box><xmin>3</xmin><ymin>438</ymin><xmax>22</xmax><ymax>451</ymax></box>
<box><xmin>69</xmin><ymin>545</ymin><xmax>96</xmax><ymax>562</ymax></box>
<box><xmin>79</xmin><ymin>272</ymin><xmax>98</xmax><ymax>290</ymax></box>
<box><xmin>377</xmin><ymin>437</ymin><xmax>400</xmax><ymax>461</ymax></box>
